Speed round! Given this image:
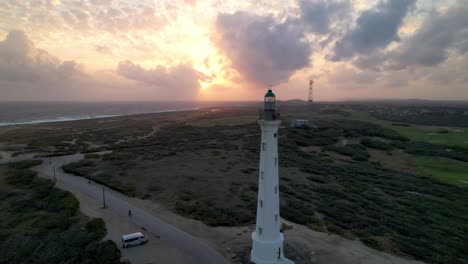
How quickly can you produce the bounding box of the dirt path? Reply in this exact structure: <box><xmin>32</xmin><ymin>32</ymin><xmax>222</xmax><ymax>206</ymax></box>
<box><xmin>116</xmin><ymin>126</ymin><xmax>160</xmax><ymax>144</ymax></box>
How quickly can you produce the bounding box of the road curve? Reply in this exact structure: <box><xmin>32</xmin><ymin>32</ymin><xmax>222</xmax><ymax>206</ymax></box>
<box><xmin>35</xmin><ymin>154</ymin><xmax>229</xmax><ymax>264</ymax></box>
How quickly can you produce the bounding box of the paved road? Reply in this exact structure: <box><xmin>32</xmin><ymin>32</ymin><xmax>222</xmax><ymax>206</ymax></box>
<box><xmin>36</xmin><ymin>154</ymin><xmax>229</xmax><ymax>264</ymax></box>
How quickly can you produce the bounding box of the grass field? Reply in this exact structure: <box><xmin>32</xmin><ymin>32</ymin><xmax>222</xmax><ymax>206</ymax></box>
<box><xmin>411</xmin><ymin>156</ymin><xmax>468</xmax><ymax>188</ymax></box>
<box><xmin>349</xmin><ymin>110</ymin><xmax>468</xmax><ymax>150</ymax></box>
<box><xmin>392</xmin><ymin>126</ymin><xmax>468</xmax><ymax>148</ymax></box>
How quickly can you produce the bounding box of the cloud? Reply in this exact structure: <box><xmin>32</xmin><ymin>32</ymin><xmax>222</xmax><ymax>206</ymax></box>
<box><xmin>116</xmin><ymin>60</ymin><xmax>204</xmax><ymax>99</ymax></box>
<box><xmin>0</xmin><ymin>30</ymin><xmax>136</xmax><ymax>101</ymax></box>
<box><xmin>0</xmin><ymin>30</ymin><xmax>120</xmax><ymax>101</ymax></box>
<box><xmin>328</xmin><ymin>65</ymin><xmax>380</xmax><ymax>88</ymax></box>
<box><xmin>389</xmin><ymin>1</ymin><xmax>468</xmax><ymax>69</ymax></box>
<box><xmin>214</xmin><ymin>11</ymin><xmax>311</xmax><ymax>86</ymax></box>
<box><xmin>352</xmin><ymin>51</ymin><xmax>386</xmax><ymax>71</ymax></box>
<box><xmin>299</xmin><ymin>0</ymin><xmax>351</xmax><ymax>34</ymax></box>
<box><xmin>0</xmin><ymin>30</ymin><xmax>86</xmax><ymax>89</ymax></box>
<box><xmin>94</xmin><ymin>45</ymin><xmax>112</xmax><ymax>54</ymax></box>
<box><xmin>0</xmin><ymin>30</ymin><xmax>206</xmax><ymax>101</ymax></box>
<box><xmin>331</xmin><ymin>0</ymin><xmax>416</xmax><ymax>60</ymax></box>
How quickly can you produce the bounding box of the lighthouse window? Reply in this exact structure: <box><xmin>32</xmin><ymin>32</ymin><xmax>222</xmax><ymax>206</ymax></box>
<box><xmin>274</xmin><ymin>133</ymin><xmax>277</xmax><ymax>138</ymax></box>
<box><xmin>258</xmin><ymin>227</ymin><xmax>262</xmax><ymax>235</ymax></box>
<box><xmin>274</xmin><ymin>157</ymin><xmax>277</xmax><ymax>165</ymax></box>
<box><xmin>261</xmin><ymin>172</ymin><xmax>264</xmax><ymax>179</ymax></box>
<box><xmin>275</xmin><ymin>214</ymin><xmax>278</xmax><ymax>221</ymax></box>
<box><xmin>262</xmin><ymin>143</ymin><xmax>266</xmax><ymax>151</ymax></box>
<box><xmin>260</xmin><ymin>200</ymin><xmax>263</xmax><ymax>207</ymax></box>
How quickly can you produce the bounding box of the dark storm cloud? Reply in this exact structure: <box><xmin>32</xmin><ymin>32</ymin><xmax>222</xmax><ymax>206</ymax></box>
<box><xmin>390</xmin><ymin>1</ymin><xmax>468</xmax><ymax>69</ymax></box>
<box><xmin>116</xmin><ymin>60</ymin><xmax>204</xmax><ymax>99</ymax></box>
<box><xmin>299</xmin><ymin>0</ymin><xmax>350</xmax><ymax>34</ymax></box>
<box><xmin>214</xmin><ymin>11</ymin><xmax>311</xmax><ymax>86</ymax></box>
<box><xmin>331</xmin><ymin>0</ymin><xmax>416</xmax><ymax>60</ymax></box>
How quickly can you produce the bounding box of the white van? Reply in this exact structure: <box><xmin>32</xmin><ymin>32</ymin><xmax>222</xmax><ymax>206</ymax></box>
<box><xmin>122</xmin><ymin>232</ymin><xmax>148</xmax><ymax>248</ymax></box>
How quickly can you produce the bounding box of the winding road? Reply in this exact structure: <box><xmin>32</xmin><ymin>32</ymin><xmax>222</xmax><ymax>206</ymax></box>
<box><xmin>34</xmin><ymin>154</ymin><xmax>229</xmax><ymax>264</ymax></box>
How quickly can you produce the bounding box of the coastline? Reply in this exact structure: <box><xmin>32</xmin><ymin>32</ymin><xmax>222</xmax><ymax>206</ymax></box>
<box><xmin>0</xmin><ymin>108</ymin><xmax>200</xmax><ymax>127</ymax></box>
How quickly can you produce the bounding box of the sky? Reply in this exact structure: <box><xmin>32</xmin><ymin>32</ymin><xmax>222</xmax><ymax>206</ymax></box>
<box><xmin>0</xmin><ymin>0</ymin><xmax>467</xmax><ymax>101</ymax></box>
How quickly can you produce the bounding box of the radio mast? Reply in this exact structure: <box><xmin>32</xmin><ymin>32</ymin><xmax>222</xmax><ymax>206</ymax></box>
<box><xmin>307</xmin><ymin>80</ymin><xmax>314</xmax><ymax>104</ymax></box>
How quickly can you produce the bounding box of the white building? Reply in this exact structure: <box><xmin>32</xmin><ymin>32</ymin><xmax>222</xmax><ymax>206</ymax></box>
<box><xmin>251</xmin><ymin>89</ymin><xmax>294</xmax><ymax>264</ymax></box>
<box><xmin>291</xmin><ymin>120</ymin><xmax>309</xmax><ymax>128</ymax></box>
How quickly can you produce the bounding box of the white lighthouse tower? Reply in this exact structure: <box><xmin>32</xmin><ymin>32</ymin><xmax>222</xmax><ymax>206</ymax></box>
<box><xmin>251</xmin><ymin>89</ymin><xmax>294</xmax><ymax>264</ymax></box>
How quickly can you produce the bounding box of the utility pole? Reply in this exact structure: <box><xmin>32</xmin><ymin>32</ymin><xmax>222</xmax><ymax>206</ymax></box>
<box><xmin>53</xmin><ymin>165</ymin><xmax>56</xmax><ymax>182</ymax></box>
<box><xmin>102</xmin><ymin>186</ymin><xmax>106</xmax><ymax>208</ymax></box>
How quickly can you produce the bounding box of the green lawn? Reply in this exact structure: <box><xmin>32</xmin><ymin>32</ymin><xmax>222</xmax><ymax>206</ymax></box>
<box><xmin>349</xmin><ymin>110</ymin><xmax>468</xmax><ymax>150</ymax></box>
<box><xmin>411</xmin><ymin>156</ymin><xmax>468</xmax><ymax>188</ymax></box>
<box><xmin>392</xmin><ymin>126</ymin><xmax>468</xmax><ymax>149</ymax></box>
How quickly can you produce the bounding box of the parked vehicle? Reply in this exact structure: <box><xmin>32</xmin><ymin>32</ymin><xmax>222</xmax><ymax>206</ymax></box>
<box><xmin>122</xmin><ymin>232</ymin><xmax>148</xmax><ymax>248</ymax></box>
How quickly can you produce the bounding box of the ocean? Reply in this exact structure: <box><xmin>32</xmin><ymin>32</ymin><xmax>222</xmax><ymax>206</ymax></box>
<box><xmin>0</xmin><ymin>101</ymin><xmax>248</xmax><ymax>126</ymax></box>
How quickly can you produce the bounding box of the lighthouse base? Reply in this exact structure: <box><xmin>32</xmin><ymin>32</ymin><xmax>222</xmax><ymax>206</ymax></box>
<box><xmin>251</xmin><ymin>232</ymin><xmax>295</xmax><ymax>264</ymax></box>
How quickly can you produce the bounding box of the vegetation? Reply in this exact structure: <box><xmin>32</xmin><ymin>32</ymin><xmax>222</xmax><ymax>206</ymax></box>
<box><xmin>400</xmin><ymin>141</ymin><xmax>468</xmax><ymax>162</ymax></box>
<box><xmin>369</xmin><ymin>106</ymin><xmax>468</xmax><ymax>127</ymax></box>
<box><xmin>0</xmin><ymin>160</ymin><xmax>122</xmax><ymax>263</ymax></box>
<box><xmin>63</xmin><ymin>159</ymin><xmax>136</xmax><ymax>197</ymax></box>
<box><xmin>346</xmin><ymin>107</ymin><xmax>468</xmax><ymax>150</ymax></box>
<box><xmin>391</xmin><ymin>126</ymin><xmax>468</xmax><ymax>150</ymax></box>
<box><xmin>361</xmin><ymin>138</ymin><xmax>394</xmax><ymax>151</ymax></box>
<box><xmin>322</xmin><ymin>144</ymin><xmax>370</xmax><ymax>161</ymax></box>
<box><xmin>318</xmin><ymin>109</ymin><xmax>351</xmax><ymax>117</ymax></box>
<box><xmin>2</xmin><ymin>103</ymin><xmax>467</xmax><ymax>263</ymax></box>
<box><xmin>58</xmin><ymin>113</ymin><xmax>468</xmax><ymax>263</ymax></box>
<box><xmin>411</xmin><ymin>156</ymin><xmax>468</xmax><ymax>187</ymax></box>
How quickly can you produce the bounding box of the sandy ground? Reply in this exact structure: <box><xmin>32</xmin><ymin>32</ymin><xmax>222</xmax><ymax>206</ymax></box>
<box><xmin>284</xmin><ymin>221</ymin><xmax>423</xmax><ymax>264</ymax></box>
<box><xmin>2</xmin><ymin>150</ymin><xmax>425</xmax><ymax>264</ymax></box>
<box><xmin>134</xmin><ymin>200</ymin><xmax>424</xmax><ymax>264</ymax></box>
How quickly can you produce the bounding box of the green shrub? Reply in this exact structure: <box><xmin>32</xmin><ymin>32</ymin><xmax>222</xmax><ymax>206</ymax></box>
<box><xmin>95</xmin><ymin>240</ymin><xmax>122</xmax><ymax>264</ymax></box>
<box><xmin>361</xmin><ymin>138</ymin><xmax>394</xmax><ymax>151</ymax></box>
<box><xmin>86</xmin><ymin>218</ymin><xmax>107</xmax><ymax>240</ymax></box>
<box><xmin>322</xmin><ymin>144</ymin><xmax>370</xmax><ymax>161</ymax></box>
<box><xmin>6</xmin><ymin>169</ymin><xmax>37</xmax><ymax>186</ymax></box>
<box><xmin>0</xmin><ymin>164</ymin><xmax>123</xmax><ymax>263</ymax></box>
<box><xmin>7</xmin><ymin>159</ymin><xmax>43</xmax><ymax>169</ymax></box>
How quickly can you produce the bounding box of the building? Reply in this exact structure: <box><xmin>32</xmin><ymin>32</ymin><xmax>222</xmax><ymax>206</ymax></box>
<box><xmin>251</xmin><ymin>89</ymin><xmax>294</xmax><ymax>264</ymax></box>
<box><xmin>291</xmin><ymin>120</ymin><xmax>309</xmax><ymax>128</ymax></box>
<box><xmin>291</xmin><ymin>119</ymin><xmax>317</xmax><ymax>129</ymax></box>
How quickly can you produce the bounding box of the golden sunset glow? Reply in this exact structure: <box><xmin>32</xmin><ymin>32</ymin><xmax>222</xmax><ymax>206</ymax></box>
<box><xmin>0</xmin><ymin>0</ymin><xmax>466</xmax><ymax>101</ymax></box>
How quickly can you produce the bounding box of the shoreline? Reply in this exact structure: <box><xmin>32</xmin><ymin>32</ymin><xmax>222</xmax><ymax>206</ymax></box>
<box><xmin>0</xmin><ymin>108</ymin><xmax>201</xmax><ymax>127</ymax></box>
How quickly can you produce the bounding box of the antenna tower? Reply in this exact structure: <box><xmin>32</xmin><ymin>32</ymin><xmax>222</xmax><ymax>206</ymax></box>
<box><xmin>308</xmin><ymin>80</ymin><xmax>314</xmax><ymax>104</ymax></box>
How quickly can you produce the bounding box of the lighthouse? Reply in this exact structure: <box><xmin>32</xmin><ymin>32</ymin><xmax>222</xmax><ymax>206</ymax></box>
<box><xmin>251</xmin><ymin>89</ymin><xmax>294</xmax><ymax>264</ymax></box>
